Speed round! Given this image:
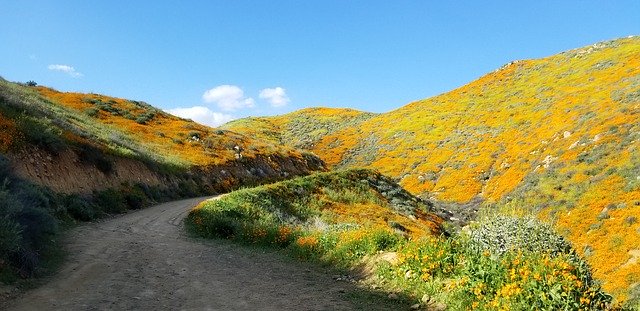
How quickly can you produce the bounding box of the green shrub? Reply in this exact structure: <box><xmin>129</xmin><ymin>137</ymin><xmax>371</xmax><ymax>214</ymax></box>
<box><xmin>467</xmin><ymin>215</ymin><xmax>572</xmax><ymax>257</ymax></box>
<box><xmin>0</xmin><ymin>155</ymin><xmax>10</xmax><ymax>178</ymax></box>
<box><xmin>93</xmin><ymin>189</ymin><xmax>127</xmax><ymax>214</ymax></box>
<box><xmin>16</xmin><ymin>116</ymin><xmax>66</xmax><ymax>153</ymax></box>
<box><xmin>372</xmin><ymin>229</ymin><xmax>401</xmax><ymax>251</ymax></box>
<box><xmin>135</xmin><ymin>112</ymin><xmax>155</xmax><ymax>125</ymax></box>
<box><xmin>64</xmin><ymin>194</ymin><xmax>98</xmax><ymax>221</ymax></box>
<box><xmin>123</xmin><ymin>184</ymin><xmax>148</xmax><ymax>210</ymax></box>
<box><xmin>0</xmin><ymin>180</ymin><xmax>59</xmax><ymax>279</ymax></box>
<box><xmin>0</xmin><ymin>195</ymin><xmax>23</xmax><ymax>257</ymax></box>
<box><xmin>84</xmin><ymin>107</ymin><xmax>99</xmax><ymax>117</ymax></box>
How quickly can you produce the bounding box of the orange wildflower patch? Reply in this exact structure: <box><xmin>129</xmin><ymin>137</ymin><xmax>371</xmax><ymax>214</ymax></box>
<box><xmin>0</xmin><ymin>112</ymin><xmax>21</xmax><ymax>151</ymax></box>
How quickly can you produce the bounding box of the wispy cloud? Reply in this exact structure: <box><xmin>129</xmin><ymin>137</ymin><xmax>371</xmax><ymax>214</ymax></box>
<box><xmin>202</xmin><ymin>85</ymin><xmax>254</xmax><ymax>111</ymax></box>
<box><xmin>165</xmin><ymin>106</ymin><xmax>235</xmax><ymax>127</ymax></box>
<box><xmin>48</xmin><ymin>64</ymin><xmax>83</xmax><ymax>78</ymax></box>
<box><xmin>259</xmin><ymin>87</ymin><xmax>290</xmax><ymax>107</ymax></box>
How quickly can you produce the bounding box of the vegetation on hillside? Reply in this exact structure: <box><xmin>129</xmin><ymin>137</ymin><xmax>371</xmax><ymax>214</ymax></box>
<box><xmin>187</xmin><ymin>169</ymin><xmax>441</xmax><ymax>251</ymax></box>
<box><xmin>222</xmin><ymin>36</ymin><xmax>640</xmax><ymax>302</ymax></box>
<box><xmin>32</xmin><ymin>83</ymin><xmax>308</xmax><ymax>167</ymax></box>
<box><xmin>187</xmin><ymin>170</ymin><xmax>615</xmax><ymax>310</ymax></box>
<box><xmin>222</xmin><ymin>107</ymin><xmax>376</xmax><ymax>149</ymax></box>
<box><xmin>0</xmin><ymin>77</ymin><xmax>325</xmax><ymax>284</ymax></box>
<box><xmin>0</xmin><ymin>153</ymin><xmax>183</xmax><ymax>282</ymax></box>
<box><xmin>0</xmin><ymin>76</ymin><xmax>317</xmax><ymax>173</ymax></box>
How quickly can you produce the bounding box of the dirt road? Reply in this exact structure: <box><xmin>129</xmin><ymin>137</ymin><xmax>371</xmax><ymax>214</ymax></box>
<box><xmin>4</xmin><ymin>197</ymin><xmax>382</xmax><ymax>310</ymax></box>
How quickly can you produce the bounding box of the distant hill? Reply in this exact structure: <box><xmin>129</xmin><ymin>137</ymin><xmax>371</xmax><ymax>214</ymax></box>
<box><xmin>221</xmin><ymin>107</ymin><xmax>376</xmax><ymax>150</ymax></box>
<box><xmin>223</xmin><ymin>36</ymin><xmax>640</xmax><ymax>301</ymax></box>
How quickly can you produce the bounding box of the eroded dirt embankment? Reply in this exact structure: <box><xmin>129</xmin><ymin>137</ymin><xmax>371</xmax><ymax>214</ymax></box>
<box><xmin>7</xmin><ymin>146</ymin><xmax>325</xmax><ymax>194</ymax></box>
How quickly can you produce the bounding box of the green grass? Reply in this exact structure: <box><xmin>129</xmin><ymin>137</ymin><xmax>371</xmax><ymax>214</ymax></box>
<box><xmin>187</xmin><ymin>169</ymin><xmax>437</xmax><ymax>268</ymax></box>
<box><xmin>187</xmin><ymin>170</ymin><xmax>621</xmax><ymax>310</ymax></box>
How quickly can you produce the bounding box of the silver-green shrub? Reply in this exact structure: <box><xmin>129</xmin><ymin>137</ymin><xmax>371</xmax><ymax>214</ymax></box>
<box><xmin>467</xmin><ymin>215</ymin><xmax>572</xmax><ymax>256</ymax></box>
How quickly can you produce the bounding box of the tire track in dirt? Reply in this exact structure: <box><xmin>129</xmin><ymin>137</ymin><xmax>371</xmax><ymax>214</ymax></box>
<box><xmin>4</xmin><ymin>197</ymin><xmax>366</xmax><ymax>310</ymax></box>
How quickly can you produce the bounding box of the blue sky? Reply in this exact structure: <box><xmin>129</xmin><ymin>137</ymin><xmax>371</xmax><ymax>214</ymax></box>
<box><xmin>1</xmin><ymin>1</ymin><xmax>638</xmax><ymax>126</ymax></box>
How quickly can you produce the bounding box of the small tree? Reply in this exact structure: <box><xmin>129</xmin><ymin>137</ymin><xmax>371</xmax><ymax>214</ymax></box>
<box><xmin>26</xmin><ymin>81</ymin><xmax>37</xmax><ymax>87</ymax></box>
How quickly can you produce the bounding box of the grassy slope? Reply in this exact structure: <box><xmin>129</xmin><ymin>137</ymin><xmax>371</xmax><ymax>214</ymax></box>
<box><xmin>188</xmin><ymin>169</ymin><xmax>442</xmax><ymax>243</ymax></box>
<box><xmin>28</xmin><ymin>84</ymin><xmax>305</xmax><ymax>167</ymax></box>
<box><xmin>222</xmin><ymin>36</ymin><xmax>640</xmax><ymax>301</ymax></box>
<box><xmin>188</xmin><ymin>170</ymin><xmax>614</xmax><ymax>310</ymax></box>
<box><xmin>221</xmin><ymin>107</ymin><xmax>376</xmax><ymax>149</ymax></box>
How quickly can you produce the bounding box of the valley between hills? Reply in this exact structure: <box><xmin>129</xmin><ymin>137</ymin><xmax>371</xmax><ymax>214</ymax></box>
<box><xmin>1</xmin><ymin>36</ymin><xmax>639</xmax><ymax>310</ymax></box>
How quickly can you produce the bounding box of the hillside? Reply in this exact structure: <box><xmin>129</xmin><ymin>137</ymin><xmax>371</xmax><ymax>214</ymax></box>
<box><xmin>221</xmin><ymin>107</ymin><xmax>376</xmax><ymax>149</ymax></box>
<box><xmin>223</xmin><ymin>36</ymin><xmax>640</xmax><ymax>302</ymax></box>
<box><xmin>188</xmin><ymin>169</ymin><xmax>612</xmax><ymax>310</ymax></box>
<box><xmin>0</xmin><ymin>79</ymin><xmax>325</xmax><ymax>194</ymax></box>
<box><xmin>0</xmin><ymin>78</ymin><xmax>324</xmax><ymax>282</ymax></box>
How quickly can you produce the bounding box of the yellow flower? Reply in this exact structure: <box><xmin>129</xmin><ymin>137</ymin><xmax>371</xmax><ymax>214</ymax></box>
<box><xmin>421</xmin><ymin>273</ymin><xmax>430</xmax><ymax>281</ymax></box>
<box><xmin>473</xmin><ymin>286</ymin><xmax>483</xmax><ymax>296</ymax></box>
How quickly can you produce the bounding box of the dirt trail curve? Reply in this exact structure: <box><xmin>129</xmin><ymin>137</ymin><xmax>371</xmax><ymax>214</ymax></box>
<box><xmin>4</xmin><ymin>197</ymin><xmax>369</xmax><ymax>311</ymax></box>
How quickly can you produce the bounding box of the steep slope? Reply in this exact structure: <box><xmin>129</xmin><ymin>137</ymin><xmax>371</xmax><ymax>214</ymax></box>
<box><xmin>0</xmin><ymin>78</ymin><xmax>324</xmax><ymax>281</ymax></box>
<box><xmin>222</xmin><ymin>107</ymin><xmax>376</xmax><ymax>149</ymax></box>
<box><xmin>0</xmin><ymin>78</ymin><xmax>325</xmax><ymax>195</ymax></box>
<box><xmin>223</xmin><ymin>36</ymin><xmax>640</xmax><ymax>302</ymax></box>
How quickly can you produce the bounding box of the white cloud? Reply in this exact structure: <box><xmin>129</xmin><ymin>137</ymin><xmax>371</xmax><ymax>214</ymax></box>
<box><xmin>165</xmin><ymin>106</ymin><xmax>235</xmax><ymax>127</ymax></box>
<box><xmin>202</xmin><ymin>85</ymin><xmax>254</xmax><ymax>111</ymax></box>
<box><xmin>259</xmin><ymin>87</ymin><xmax>290</xmax><ymax>107</ymax></box>
<box><xmin>47</xmin><ymin>64</ymin><xmax>83</xmax><ymax>78</ymax></box>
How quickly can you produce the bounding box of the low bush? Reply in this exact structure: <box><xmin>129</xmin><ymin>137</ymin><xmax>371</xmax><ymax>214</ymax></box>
<box><xmin>123</xmin><ymin>184</ymin><xmax>150</xmax><ymax>210</ymax></box>
<box><xmin>467</xmin><ymin>215</ymin><xmax>572</xmax><ymax>257</ymax></box>
<box><xmin>93</xmin><ymin>188</ymin><xmax>127</xmax><ymax>214</ymax></box>
<box><xmin>0</xmin><ymin>178</ymin><xmax>59</xmax><ymax>280</ymax></box>
<box><xmin>64</xmin><ymin>194</ymin><xmax>98</xmax><ymax>221</ymax></box>
<box><xmin>373</xmin><ymin>214</ymin><xmax>613</xmax><ymax>310</ymax></box>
